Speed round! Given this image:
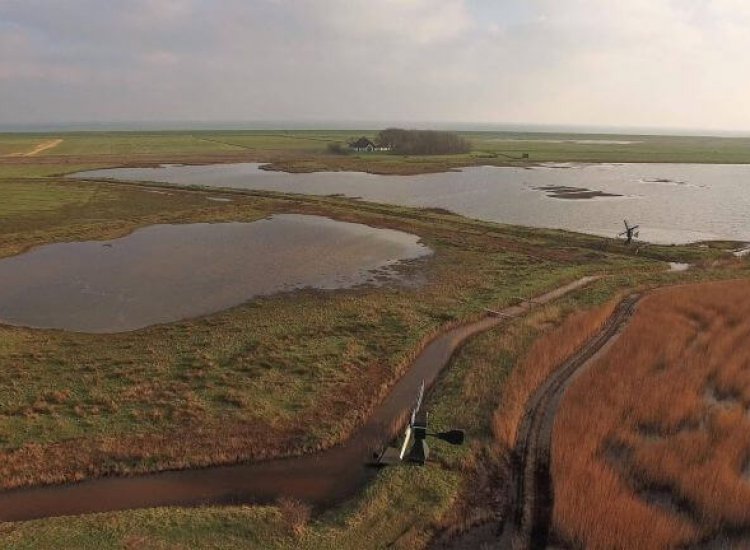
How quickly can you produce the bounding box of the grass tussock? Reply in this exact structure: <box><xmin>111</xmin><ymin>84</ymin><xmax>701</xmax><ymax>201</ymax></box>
<box><xmin>276</xmin><ymin>497</ymin><xmax>312</xmax><ymax>537</ymax></box>
<box><xmin>553</xmin><ymin>279</ymin><xmax>750</xmax><ymax>549</ymax></box>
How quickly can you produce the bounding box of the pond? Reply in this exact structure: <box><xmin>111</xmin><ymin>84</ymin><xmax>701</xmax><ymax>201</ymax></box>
<box><xmin>74</xmin><ymin>162</ymin><xmax>750</xmax><ymax>244</ymax></box>
<box><xmin>0</xmin><ymin>215</ymin><xmax>430</xmax><ymax>333</ymax></box>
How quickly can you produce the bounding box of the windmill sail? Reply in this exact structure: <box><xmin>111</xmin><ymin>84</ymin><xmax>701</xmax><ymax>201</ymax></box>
<box><xmin>399</xmin><ymin>381</ymin><xmax>425</xmax><ymax>460</ymax></box>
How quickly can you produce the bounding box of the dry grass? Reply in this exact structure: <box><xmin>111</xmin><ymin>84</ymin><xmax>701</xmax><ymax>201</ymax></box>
<box><xmin>553</xmin><ymin>279</ymin><xmax>750</xmax><ymax>549</ymax></box>
<box><xmin>491</xmin><ymin>298</ymin><xmax>620</xmax><ymax>451</ymax></box>
<box><xmin>276</xmin><ymin>497</ymin><xmax>312</xmax><ymax>537</ymax></box>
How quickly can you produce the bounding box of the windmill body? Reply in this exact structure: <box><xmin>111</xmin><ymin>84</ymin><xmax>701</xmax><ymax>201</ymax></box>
<box><xmin>374</xmin><ymin>380</ymin><xmax>465</xmax><ymax>467</ymax></box>
<box><xmin>619</xmin><ymin>219</ymin><xmax>640</xmax><ymax>245</ymax></box>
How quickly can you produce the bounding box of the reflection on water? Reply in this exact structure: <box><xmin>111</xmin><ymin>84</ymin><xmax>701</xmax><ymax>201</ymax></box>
<box><xmin>75</xmin><ymin>162</ymin><xmax>750</xmax><ymax>244</ymax></box>
<box><xmin>0</xmin><ymin>215</ymin><xmax>430</xmax><ymax>333</ymax></box>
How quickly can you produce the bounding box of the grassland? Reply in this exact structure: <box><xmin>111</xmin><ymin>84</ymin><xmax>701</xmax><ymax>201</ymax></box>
<box><xmin>6</xmin><ymin>270</ymin><xmax>750</xmax><ymax>549</ymax></box>
<box><xmin>3</xmin><ymin>130</ymin><xmax>750</xmax><ymax>179</ymax></box>
<box><xmin>0</xmin><ymin>277</ymin><xmax>649</xmax><ymax>549</ymax></box>
<box><xmin>0</xmin><ymin>132</ymin><xmax>748</xmax><ymax>548</ymax></box>
<box><xmin>4</xmin><ymin>171</ymin><xmax>669</xmax><ymax>490</ymax></box>
<box><xmin>552</xmin><ymin>280</ymin><xmax>750</xmax><ymax>549</ymax></box>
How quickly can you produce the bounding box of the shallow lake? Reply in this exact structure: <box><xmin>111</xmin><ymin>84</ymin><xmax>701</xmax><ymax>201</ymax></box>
<box><xmin>75</xmin><ymin>162</ymin><xmax>750</xmax><ymax>244</ymax></box>
<box><xmin>0</xmin><ymin>215</ymin><xmax>430</xmax><ymax>333</ymax></box>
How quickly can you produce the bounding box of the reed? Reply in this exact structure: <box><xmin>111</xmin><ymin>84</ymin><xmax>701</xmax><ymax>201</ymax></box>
<box><xmin>492</xmin><ymin>298</ymin><xmax>620</xmax><ymax>451</ymax></box>
<box><xmin>552</xmin><ymin>280</ymin><xmax>750</xmax><ymax>548</ymax></box>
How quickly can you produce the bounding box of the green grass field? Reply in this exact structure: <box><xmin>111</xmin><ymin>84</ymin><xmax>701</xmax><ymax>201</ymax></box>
<box><xmin>0</xmin><ymin>131</ymin><xmax>748</xmax><ymax>548</ymax></box>
<box><xmin>3</xmin><ymin>130</ymin><xmax>750</xmax><ymax>179</ymax></box>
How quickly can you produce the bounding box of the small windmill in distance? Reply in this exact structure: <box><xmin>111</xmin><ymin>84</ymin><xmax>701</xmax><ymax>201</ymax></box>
<box><xmin>619</xmin><ymin>219</ymin><xmax>640</xmax><ymax>245</ymax></box>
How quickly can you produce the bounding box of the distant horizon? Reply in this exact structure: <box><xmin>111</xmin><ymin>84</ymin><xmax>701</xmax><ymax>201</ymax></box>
<box><xmin>2</xmin><ymin>120</ymin><xmax>750</xmax><ymax>138</ymax></box>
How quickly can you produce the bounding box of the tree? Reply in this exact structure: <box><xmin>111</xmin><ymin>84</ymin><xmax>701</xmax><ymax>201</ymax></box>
<box><xmin>376</xmin><ymin>128</ymin><xmax>470</xmax><ymax>155</ymax></box>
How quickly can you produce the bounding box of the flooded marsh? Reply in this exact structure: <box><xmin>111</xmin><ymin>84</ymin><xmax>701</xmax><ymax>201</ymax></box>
<box><xmin>0</xmin><ymin>214</ymin><xmax>430</xmax><ymax>332</ymax></box>
<box><xmin>74</xmin><ymin>162</ymin><xmax>750</xmax><ymax>244</ymax></box>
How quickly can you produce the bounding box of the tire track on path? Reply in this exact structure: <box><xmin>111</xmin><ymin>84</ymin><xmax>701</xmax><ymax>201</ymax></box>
<box><xmin>502</xmin><ymin>294</ymin><xmax>641</xmax><ymax>549</ymax></box>
<box><xmin>7</xmin><ymin>139</ymin><xmax>63</xmax><ymax>157</ymax></box>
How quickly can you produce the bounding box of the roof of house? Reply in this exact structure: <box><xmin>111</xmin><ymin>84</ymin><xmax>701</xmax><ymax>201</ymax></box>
<box><xmin>350</xmin><ymin>137</ymin><xmax>375</xmax><ymax>148</ymax></box>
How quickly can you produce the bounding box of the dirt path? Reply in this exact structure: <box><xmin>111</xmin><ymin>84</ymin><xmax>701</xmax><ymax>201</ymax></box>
<box><xmin>501</xmin><ymin>294</ymin><xmax>640</xmax><ymax>549</ymax></box>
<box><xmin>0</xmin><ymin>277</ymin><xmax>597</xmax><ymax>523</ymax></box>
<box><xmin>8</xmin><ymin>138</ymin><xmax>63</xmax><ymax>157</ymax></box>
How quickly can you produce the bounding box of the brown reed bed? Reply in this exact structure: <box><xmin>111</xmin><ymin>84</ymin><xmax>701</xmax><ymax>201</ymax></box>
<box><xmin>552</xmin><ymin>279</ymin><xmax>750</xmax><ymax>549</ymax></box>
<box><xmin>492</xmin><ymin>297</ymin><xmax>621</xmax><ymax>452</ymax></box>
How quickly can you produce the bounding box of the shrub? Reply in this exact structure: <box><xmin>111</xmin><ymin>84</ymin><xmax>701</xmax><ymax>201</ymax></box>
<box><xmin>326</xmin><ymin>142</ymin><xmax>350</xmax><ymax>155</ymax></box>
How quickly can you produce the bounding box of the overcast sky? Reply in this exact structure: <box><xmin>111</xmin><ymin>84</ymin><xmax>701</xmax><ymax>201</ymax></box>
<box><xmin>1</xmin><ymin>0</ymin><xmax>749</xmax><ymax>131</ymax></box>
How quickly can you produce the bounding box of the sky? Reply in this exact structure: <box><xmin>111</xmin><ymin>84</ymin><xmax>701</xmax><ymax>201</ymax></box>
<box><xmin>1</xmin><ymin>0</ymin><xmax>749</xmax><ymax>132</ymax></box>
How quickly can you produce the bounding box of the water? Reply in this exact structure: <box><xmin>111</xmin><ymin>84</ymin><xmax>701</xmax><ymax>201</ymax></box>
<box><xmin>0</xmin><ymin>215</ymin><xmax>430</xmax><ymax>333</ymax></box>
<box><xmin>74</xmin><ymin>162</ymin><xmax>750</xmax><ymax>244</ymax></box>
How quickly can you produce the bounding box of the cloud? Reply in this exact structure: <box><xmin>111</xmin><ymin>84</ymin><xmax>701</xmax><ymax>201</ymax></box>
<box><xmin>0</xmin><ymin>0</ymin><xmax>748</xmax><ymax>131</ymax></box>
<box><xmin>315</xmin><ymin>0</ymin><xmax>473</xmax><ymax>45</ymax></box>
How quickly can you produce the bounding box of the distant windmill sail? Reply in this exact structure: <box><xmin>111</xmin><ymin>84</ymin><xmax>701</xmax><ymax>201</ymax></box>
<box><xmin>619</xmin><ymin>219</ymin><xmax>640</xmax><ymax>244</ymax></box>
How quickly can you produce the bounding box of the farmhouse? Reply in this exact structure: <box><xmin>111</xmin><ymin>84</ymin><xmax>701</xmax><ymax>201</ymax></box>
<box><xmin>349</xmin><ymin>137</ymin><xmax>390</xmax><ymax>152</ymax></box>
<box><xmin>349</xmin><ymin>137</ymin><xmax>375</xmax><ymax>152</ymax></box>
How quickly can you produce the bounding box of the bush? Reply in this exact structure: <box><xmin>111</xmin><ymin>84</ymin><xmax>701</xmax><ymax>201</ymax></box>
<box><xmin>326</xmin><ymin>142</ymin><xmax>350</xmax><ymax>155</ymax></box>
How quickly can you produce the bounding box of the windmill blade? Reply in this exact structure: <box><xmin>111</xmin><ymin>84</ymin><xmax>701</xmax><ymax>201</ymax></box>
<box><xmin>618</xmin><ymin>231</ymin><xmax>627</xmax><ymax>237</ymax></box>
<box><xmin>415</xmin><ymin>380</ymin><xmax>425</xmax><ymax>412</ymax></box>
<box><xmin>411</xmin><ymin>380</ymin><xmax>425</xmax><ymax>425</ymax></box>
<box><xmin>624</xmin><ymin>219</ymin><xmax>630</xmax><ymax>229</ymax></box>
<box><xmin>631</xmin><ymin>225</ymin><xmax>640</xmax><ymax>230</ymax></box>
<box><xmin>401</xmin><ymin>381</ymin><xmax>426</xmax><ymax>460</ymax></box>
<box><xmin>398</xmin><ymin>425</ymin><xmax>412</xmax><ymax>460</ymax></box>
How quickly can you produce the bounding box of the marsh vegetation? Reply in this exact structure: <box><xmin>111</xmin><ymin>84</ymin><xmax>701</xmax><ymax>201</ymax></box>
<box><xmin>1</xmin><ymin>131</ymin><xmax>749</xmax><ymax>548</ymax></box>
<box><xmin>553</xmin><ymin>280</ymin><xmax>750</xmax><ymax>548</ymax></box>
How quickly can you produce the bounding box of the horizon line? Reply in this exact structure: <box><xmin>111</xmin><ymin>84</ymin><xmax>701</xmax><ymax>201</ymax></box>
<box><xmin>1</xmin><ymin>120</ymin><xmax>749</xmax><ymax>138</ymax></box>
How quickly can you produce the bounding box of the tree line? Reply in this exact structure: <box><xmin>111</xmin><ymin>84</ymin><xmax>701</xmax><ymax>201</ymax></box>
<box><xmin>377</xmin><ymin>128</ymin><xmax>471</xmax><ymax>155</ymax></box>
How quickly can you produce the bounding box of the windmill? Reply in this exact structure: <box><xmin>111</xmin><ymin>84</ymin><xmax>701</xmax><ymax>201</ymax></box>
<box><xmin>619</xmin><ymin>220</ymin><xmax>640</xmax><ymax>245</ymax></box>
<box><xmin>374</xmin><ymin>381</ymin><xmax>465</xmax><ymax>466</ymax></box>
